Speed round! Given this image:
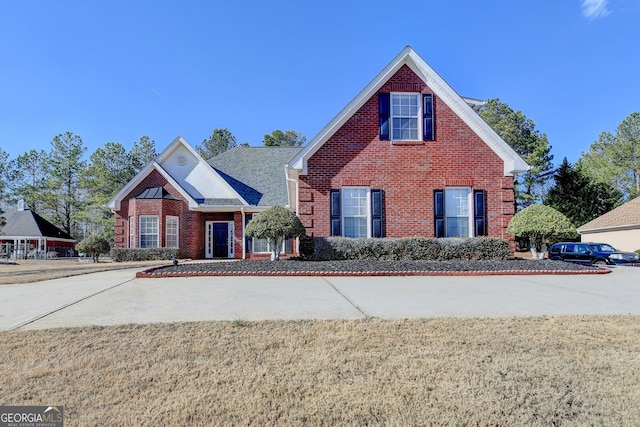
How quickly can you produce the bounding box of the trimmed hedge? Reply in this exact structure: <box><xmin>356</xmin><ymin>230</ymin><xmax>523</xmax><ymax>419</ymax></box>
<box><xmin>313</xmin><ymin>237</ymin><xmax>510</xmax><ymax>261</ymax></box>
<box><xmin>111</xmin><ymin>248</ymin><xmax>180</xmax><ymax>262</ymax></box>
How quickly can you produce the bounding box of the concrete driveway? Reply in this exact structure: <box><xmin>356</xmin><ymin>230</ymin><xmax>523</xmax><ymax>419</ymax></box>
<box><xmin>1</xmin><ymin>266</ymin><xmax>639</xmax><ymax>331</ymax></box>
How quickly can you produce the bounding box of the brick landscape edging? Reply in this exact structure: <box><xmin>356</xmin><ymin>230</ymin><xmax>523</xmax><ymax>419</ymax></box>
<box><xmin>136</xmin><ymin>266</ymin><xmax>612</xmax><ymax>278</ymax></box>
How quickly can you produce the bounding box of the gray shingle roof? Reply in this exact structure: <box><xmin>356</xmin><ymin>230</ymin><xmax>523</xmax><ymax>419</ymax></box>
<box><xmin>207</xmin><ymin>147</ymin><xmax>303</xmax><ymax>207</ymax></box>
<box><xmin>0</xmin><ymin>209</ymin><xmax>74</xmax><ymax>240</ymax></box>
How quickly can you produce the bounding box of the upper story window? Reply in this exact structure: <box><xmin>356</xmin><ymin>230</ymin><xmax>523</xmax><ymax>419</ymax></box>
<box><xmin>379</xmin><ymin>93</ymin><xmax>434</xmax><ymax>141</ymax></box>
<box><xmin>391</xmin><ymin>94</ymin><xmax>419</xmax><ymax>140</ymax></box>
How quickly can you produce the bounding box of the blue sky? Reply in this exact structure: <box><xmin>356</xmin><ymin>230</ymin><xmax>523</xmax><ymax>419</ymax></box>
<box><xmin>1</xmin><ymin>0</ymin><xmax>638</xmax><ymax>165</ymax></box>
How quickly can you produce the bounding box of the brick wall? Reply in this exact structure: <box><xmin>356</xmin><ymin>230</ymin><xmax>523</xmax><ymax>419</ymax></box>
<box><xmin>298</xmin><ymin>65</ymin><xmax>516</xmax><ymax>244</ymax></box>
<box><xmin>113</xmin><ymin>169</ymin><xmax>203</xmax><ymax>259</ymax></box>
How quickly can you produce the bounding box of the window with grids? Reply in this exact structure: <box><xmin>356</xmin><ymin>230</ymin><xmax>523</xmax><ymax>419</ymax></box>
<box><xmin>445</xmin><ymin>188</ymin><xmax>471</xmax><ymax>237</ymax></box>
<box><xmin>391</xmin><ymin>93</ymin><xmax>419</xmax><ymax>140</ymax></box>
<box><xmin>342</xmin><ymin>187</ymin><xmax>369</xmax><ymax>238</ymax></box>
<box><xmin>139</xmin><ymin>215</ymin><xmax>159</xmax><ymax>248</ymax></box>
<box><xmin>129</xmin><ymin>216</ymin><xmax>135</xmax><ymax>248</ymax></box>
<box><xmin>166</xmin><ymin>216</ymin><xmax>178</xmax><ymax>247</ymax></box>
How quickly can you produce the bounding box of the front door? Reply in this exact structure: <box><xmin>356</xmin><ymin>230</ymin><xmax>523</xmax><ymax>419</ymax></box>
<box><xmin>205</xmin><ymin>221</ymin><xmax>234</xmax><ymax>258</ymax></box>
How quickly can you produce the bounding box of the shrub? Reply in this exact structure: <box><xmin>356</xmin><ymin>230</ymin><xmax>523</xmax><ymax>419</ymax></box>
<box><xmin>507</xmin><ymin>204</ymin><xmax>578</xmax><ymax>252</ymax></box>
<box><xmin>245</xmin><ymin>206</ymin><xmax>306</xmax><ymax>261</ymax></box>
<box><xmin>110</xmin><ymin>248</ymin><xmax>179</xmax><ymax>262</ymax></box>
<box><xmin>298</xmin><ymin>234</ymin><xmax>315</xmax><ymax>259</ymax></box>
<box><xmin>312</xmin><ymin>237</ymin><xmax>510</xmax><ymax>261</ymax></box>
<box><xmin>76</xmin><ymin>234</ymin><xmax>111</xmax><ymax>263</ymax></box>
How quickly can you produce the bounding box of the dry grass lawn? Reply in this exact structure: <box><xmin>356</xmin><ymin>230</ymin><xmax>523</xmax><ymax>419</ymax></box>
<box><xmin>0</xmin><ymin>259</ymin><xmax>164</xmax><ymax>284</ymax></box>
<box><xmin>2</xmin><ymin>316</ymin><xmax>640</xmax><ymax>425</ymax></box>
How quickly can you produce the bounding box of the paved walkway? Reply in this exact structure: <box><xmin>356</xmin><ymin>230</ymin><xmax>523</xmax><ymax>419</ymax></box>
<box><xmin>1</xmin><ymin>266</ymin><xmax>639</xmax><ymax>331</ymax></box>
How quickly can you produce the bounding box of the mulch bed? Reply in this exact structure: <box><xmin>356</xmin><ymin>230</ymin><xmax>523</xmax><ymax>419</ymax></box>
<box><xmin>137</xmin><ymin>259</ymin><xmax>609</xmax><ymax>278</ymax></box>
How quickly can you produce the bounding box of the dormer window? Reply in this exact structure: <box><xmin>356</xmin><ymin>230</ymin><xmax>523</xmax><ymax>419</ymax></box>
<box><xmin>379</xmin><ymin>92</ymin><xmax>435</xmax><ymax>142</ymax></box>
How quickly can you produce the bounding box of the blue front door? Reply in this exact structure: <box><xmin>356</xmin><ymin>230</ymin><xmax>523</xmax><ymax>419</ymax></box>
<box><xmin>205</xmin><ymin>221</ymin><xmax>234</xmax><ymax>258</ymax></box>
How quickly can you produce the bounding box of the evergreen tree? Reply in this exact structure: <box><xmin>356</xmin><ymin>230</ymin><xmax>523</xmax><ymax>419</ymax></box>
<box><xmin>479</xmin><ymin>99</ymin><xmax>554</xmax><ymax>210</ymax></box>
<box><xmin>47</xmin><ymin>132</ymin><xmax>87</xmax><ymax>236</ymax></box>
<box><xmin>0</xmin><ymin>148</ymin><xmax>8</xmax><ymax>207</ymax></box>
<box><xmin>579</xmin><ymin>112</ymin><xmax>640</xmax><ymax>200</ymax></box>
<box><xmin>7</xmin><ymin>149</ymin><xmax>50</xmax><ymax>214</ymax></box>
<box><xmin>545</xmin><ymin>158</ymin><xmax>621</xmax><ymax>227</ymax></box>
<box><xmin>196</xmin><ymin>128</ymin><xmax>236</xmax><ymax>159</ymax></box>
<box><xmin>263</xmin><ymin>130</ymin><xmax>306</xmax><ymax>147</ymax></box>
<box><xmin>130</xmin><ymin>135</ymin><xmax>157</xmax><ymax>171</ymax></box>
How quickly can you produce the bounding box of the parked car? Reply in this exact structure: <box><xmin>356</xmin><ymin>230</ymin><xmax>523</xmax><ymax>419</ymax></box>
<box><xmin>547</xmin><ymin>242</ymin><xmax>640</xmax><ymax>266</ymax></box>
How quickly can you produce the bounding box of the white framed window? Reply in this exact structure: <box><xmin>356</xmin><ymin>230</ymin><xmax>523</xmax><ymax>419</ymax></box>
<box><xmin>252</xmin><ymin>237</ymin><xmax>269</xmax><ymax>253</ymax></box>
<box><xmin>139</xmin><ymin>215</ymin><xmax>159</xmax><ymax>248</ymax></box>
<box><xmin>166</xmin><ymin>216</ymin><xmax>179</xmax><ymax>247</ymax></box>
<box><xmin>129</xmin><ymin>216</ymin><xmax>135</xmax><ymax>248</ymax></box>
<box><xmin>251</xmin><ymin>239</ymin><xmax>291</xmax><ymax>254</ymax></box>
<box><xmin>391</xmin><ymin>93</ymin><xmax>420</xmax><ymax>140</ymax></box>
<box><xmin>342</xmin><ymin>187</ymin><xmax>370</xmax><ymax>238</ymax></box>
<box><xmin>247</xmin><ymin>213</ymin><xmax>293</xmax><ymax>253</ymax></box>
<box><xmin>445</xmin><ymin>188</ymin><xmax>472</xmax><ymax>237</ymax></box>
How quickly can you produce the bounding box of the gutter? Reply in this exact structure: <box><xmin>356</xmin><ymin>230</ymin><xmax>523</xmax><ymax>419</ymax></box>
<box><xmin>285</xmin><ymin>165</ymin><xmax>300</xmax><ymax>255</ymax></box>
<box><xmin>241</xmin><ymin>207</ymin><xmax>246</xmax><ymax>260</ymax></box>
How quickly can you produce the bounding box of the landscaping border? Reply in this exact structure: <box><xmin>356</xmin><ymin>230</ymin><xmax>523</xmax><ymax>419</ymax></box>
<box><xmin>136</xmin><ymin>264</ymin><xmax>611</xmax><ymax>278</ymax></box>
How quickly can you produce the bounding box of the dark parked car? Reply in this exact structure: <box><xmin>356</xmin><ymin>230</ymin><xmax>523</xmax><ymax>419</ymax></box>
<box><xmin>547</xmin><ymin>242</ymin><xmax>640</xmax><ymax>266</ymax></box>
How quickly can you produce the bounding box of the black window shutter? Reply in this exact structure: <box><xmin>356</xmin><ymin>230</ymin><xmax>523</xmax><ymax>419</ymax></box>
<box><xmin>379</xmin><ymin>93</ymin><xmax>390</xmax><ymax>140</ymax></box>
<box><xmin>474</xmin><ymin>190</ymin><xmax>487</xmax><ymax>236</ymax></box>
<box><xmin>371</xmin><ymin>189</ymin><xmax>384</xmax><ymax>238</ymax></box>
<box><xmin>245</xmin><ymin>214</ymin><xmax>253</xmax><ymax>253</ymax></box>
<box><xmin>330</xmin><ymin>189</ymin><xmax>341</xmax><ymax>236</ymax></box>
<box><xmin>423</xmin><ymin>94</ymin><xmax>434</xmax><ymax>141</ymax></box>
<box><xmin>434</xmin><ymin>190</ymin><xmax>445</xmax><ymax>237</ymax></box>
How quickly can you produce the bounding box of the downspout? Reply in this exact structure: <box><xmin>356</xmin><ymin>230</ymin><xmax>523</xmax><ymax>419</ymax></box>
<box><xmin>285</xmin><ymin>166</ymin><xmax>300</xmax><ymax>255</ymax></box>
<box><xmin>241</xmin><ymin>207</ymin><xmax>246</xmax><ymax>260</ymax></box>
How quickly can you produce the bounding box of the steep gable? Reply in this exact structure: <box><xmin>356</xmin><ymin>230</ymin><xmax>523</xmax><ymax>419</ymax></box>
<box><xmin>289</xmin><ymin>46</ymin><xmax>528</xmax><ymax>176</ymax></box>
<box><xmin>107</xmin><ymin>136</ymin><xmax>247</xmax><ymax>210</ymax></box>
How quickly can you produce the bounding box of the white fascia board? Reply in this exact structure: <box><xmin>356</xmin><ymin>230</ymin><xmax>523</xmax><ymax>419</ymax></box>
<box><xmin>289</xmin><ymin>46</ymin><xmax>530</xmax><ymax>177</ymax></box>
<box><xmin>106</xmin><ymin>162</ymin><xmax>200</xmax><ymax>210</ymax></box>
<box><xmin>289</xmin><ymin>49</ymin><xmax>407</xmax><ymax>174</ymax></box>
<box><xmin>161</xmin><ymin>135</ymin><xmax>250</xmax><ymax>206</ymax></box>
<box><xmin>108</xmin><ymin>136</ymin><xmax>250</xmax><ymax>211</ymax></box>
<box><xmin>578</xmin><ymin>224</ymin><xmax>640</xmax><ymax>233</ymax></box>
<box><xmin>192</xmin><ymin>205</ymin><xmax>289</xmax><ymax>213</ymax></box>
<box><xmin>403</xmin><ymin>51</ymin><xmax>530</xmax><ymax>176</ymax></box>
<box><xmin>152</xmin><ymin>163</ymin><xmax>201</xmax><ymax>208</ymax></box>
<box><xmin>107</xmin><ymin>162</ymin><xmax>157</xmax><ymax>211</ymax></box>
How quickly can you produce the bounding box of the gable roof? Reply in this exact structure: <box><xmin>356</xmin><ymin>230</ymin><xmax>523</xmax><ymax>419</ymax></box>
<box><xmin>289</xmin><ymin>45</ymin><xmax>529</xmax><ymax>176</ymax></box>
<box><xmin>577</xmin><ymin>197</ymin><xmax>640</xmax><ymax>233</ymax></box>
<box><xmin>0</xmin><ymin>209</ymin><xmax>75</xmax><ymax>241</ymax></box>
<box><xmin>208</xmin><ymin>146</ymin><xmax>303</xmax><ymax>207</ymax></box>
<box><xmin>107</xmin><ymin>136</ymin><xmax>247</xmax><ymax>211</ymax></box>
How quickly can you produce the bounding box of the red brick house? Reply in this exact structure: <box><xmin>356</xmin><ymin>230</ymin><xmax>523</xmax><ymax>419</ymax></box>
<box><xmin>108</xmin><ymin>46</ymin><xmax>528</xmax><ymax>259</ymax></box>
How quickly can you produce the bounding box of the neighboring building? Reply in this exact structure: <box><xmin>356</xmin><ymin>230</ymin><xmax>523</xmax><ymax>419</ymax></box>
<box><xmin>577</xmin><ymin>197</ymin><xmax>640</xmax><ymax>252</ymax></box>
<box><xmin>0</xmin><ymin>200</ymin><xmax>76</xmax><ymax>259</ymax></box>
<box><xmin>108</xmin><ymin>46</ymin><xmax>529</xmax><ymax>259</ymax></box>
